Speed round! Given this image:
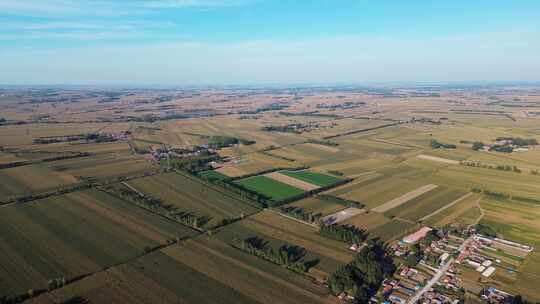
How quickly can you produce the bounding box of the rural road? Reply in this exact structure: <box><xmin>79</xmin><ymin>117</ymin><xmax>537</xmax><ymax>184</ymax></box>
<box><xmin>408</xmin><ymin>235</ymin><xmax>474</xmax><ymax>304</ymax></box>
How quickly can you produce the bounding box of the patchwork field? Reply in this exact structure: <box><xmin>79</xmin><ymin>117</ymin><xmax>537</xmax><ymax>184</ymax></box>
<box><xmin>0</xmin><ymin>189</ymin><xmax>197</xmax><ymax>297</ymax></box>
<box><xmin>128</xmin><ymin>172</ymin><xmax>259</xmax><ymax>228</ymax></box>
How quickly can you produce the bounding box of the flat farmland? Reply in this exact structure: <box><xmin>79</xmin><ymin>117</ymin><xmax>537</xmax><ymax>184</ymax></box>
<box><xmin>341</xmin><ymin>212</ymin><xmax>416</xmax><ymax>242</ymax></box>
<box><xmin>328</xmin><ymin>175</ymin><xmax>428</xmax><ymax>209</ymax></box>
<box><xmin>368</xmin><ymin>219</ymin><xmax>417</xmax><ymax>242</ymax></box>
<box><xmin>279</xmin><ymin>170</ymin><xmax>344</xmax><ymax>187</ymax></box>
<box><xmin>60</xmin><ymin>155</ymin><xmax>155</xmax><ymax>180</ymax></box>
<box><xmin>0</xmin><ymin>123</ymin><xmax>116</xmax><ymax>146</ymax></box>
<box><xmin>128</xmin><ymin>173</ymin><xmax>259</xmax><ymax>228</ymax></box>
<box><xmin>0</xmin><ymin>189</ymin><xmax>197</xmax><ymax>297</ymax></box>
<box><xmin>342</xmin><ymin>212</ymin><xmax>391</xmax><ymax>231</ymax></box>
<box><xmin>225</xmin><ymin>152</ymin><xmax>303</xmax><ymax>176</ymax></box>
<box><xmin>216</xmin><ymin>211</ymin><xmax>353</xmax><ymax>278</ymax></box>
<box><xmin>29</xmin><ymin>237</ymin><xmax>335</xmax><ymax>304</ymax></box>
<box><xmin>198</xmin><ymin>169</ymin><xmax>230</xmax><ymax>181</ymax></box>
<box><xmin>384</xmin><ymin>186</ymin><xmax>467</xmax><ymax>221</ymax></box>
<box><xmin>235</xmin><ymin>175</ymin><xmax>305</xmax><ymax>201</ymax></box>
<box><xmin>286</xmin><ymin>197</ymin><xmax>347</xmax><ymax>216</ymax></box>
<box><xmin>423</xmin><ymin>194</ymin><xmax>480</xmax><ymax>227</ymax></box>
<box><xmin>0</xmin><ymin>164</ymin><xmax>77</xmax><ymax>202</ymax></box>
<box><xmin>473</xmin><ymin>198</ymin><xmax>540</xmax><ymax>301</ymax></box>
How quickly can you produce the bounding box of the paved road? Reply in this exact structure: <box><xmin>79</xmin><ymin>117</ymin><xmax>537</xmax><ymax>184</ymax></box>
<box><xmin>408</xmin><ymin>236</ymin><xmax>474</xmax><ymax>304</ymax></box>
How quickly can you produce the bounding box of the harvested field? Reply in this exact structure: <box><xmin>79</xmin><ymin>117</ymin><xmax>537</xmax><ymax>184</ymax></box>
<box><xmin>287</xmin><ymin>197</ymin><xmax>348</xmax><ymax>216</ymax></box>
<box><xmin>0</xmin><ymin>164</ymin><xmax>77</xmax><ymax>202</ymax></box>
<box><xmin>217</xmin><ymin>211</ymin><xmax>354</xmax><ymax>278</ymax></box>
<box><xmin>279</xmin><ymin>170</ymin><xmax>344</xmax><ymax>187</ymax></box>
<box><xmin>265</xmin><ymin>172</ymin><xmax>319</xmax><ymax>191</ymax></box>
<box><xmin>372</xmin><ymin>184</ymin><xmax>439</xmax><ymax>212</ymax></box>
<box><xmin>0</xmin><ymin>189</ymin><xmax>196</xmax><ymax>297</ymax></box>
<box><xmin>128</xmin><ymin>173</ymin><xmax>259</xmax><ymax>228</ymax></box>
<box><xmin>385</xmin><ymin>187</ymin><xmax>467</xmax><ymax>221</ymax></box>
<box><xmin>216</xmin><ymin>165</ymin><xmax>247</xmax><ymax>177</ymax></box>
<box><xmin>30</xmin><ymin>237</ymin><xmax>335</xmax><ymax>304</ymax></box>
<box><xmin>321</xmin><ymin>208</ymin><xmax>366</xmax><ymax>225</ymax></box>
<box><xmin>368</xmin><ymin>219</ymin><xmax>417</xmax><ymax>241</ymax></box>
<box><xmin>416</xmin><ymin>154</ymin><xmax>460</xmax><ymax>165</ymax></box>
<box><xmin>342</xmin><ymin>212</ymin><xmax>391</xmax><ymax>231</ymax></box>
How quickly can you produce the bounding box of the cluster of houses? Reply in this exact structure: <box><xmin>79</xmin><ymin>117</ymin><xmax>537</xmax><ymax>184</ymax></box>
<box><xmin>381</xmin><ymin>227</ymin><xmax>464</xmax><ymax>304</ymax></box>
<box><xmin>480</xmin><ymin>287</ymin><xmax>514</xmax><ymax>304</ymax></box>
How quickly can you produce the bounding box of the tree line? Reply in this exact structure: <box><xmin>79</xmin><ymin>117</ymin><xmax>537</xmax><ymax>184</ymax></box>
<box><xmin>327</xmin><ymin>239</ymin><xmax>396</xmax><ymax>303</ymax></box>
<box><xmin>319</xmin><ymin>224</ymin><xmax>368</xmax><ymax>245</ymax></box>
<box><xmin>317</xmin><ymin>195</ymin><xmax>364</xmax><ymax>209</ymax></box>
<box><xmin>100</xmin><ymin>185</ymin><xmax>209</xmax><ymax>230</ymax></box>
<box><xmin>233</xmin><ymin>236</ymin><xmax>319</xmax><ymax>274</ymax></box>
<box><xmin>279</xmin><ymin>206</ymin><xmax>322</xmax><ymax>224</ymax></box>
<box><xmin>430</xmin><ymin>139</ymin><xmax>456</xmax><ymax>149</ymax></box>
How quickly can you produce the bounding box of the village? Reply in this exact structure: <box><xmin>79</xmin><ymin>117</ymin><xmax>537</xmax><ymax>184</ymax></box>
<box><xmin>340</xmin><ymin>225</ymin><xmax>536</xmax><ymax>304</ymax></box>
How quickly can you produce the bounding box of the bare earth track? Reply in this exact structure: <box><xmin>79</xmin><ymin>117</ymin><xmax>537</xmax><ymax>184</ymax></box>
<box><xmin>264</xmin><ymin>172</ymin><xmax>320</xmax><ymax>191</ymax></box>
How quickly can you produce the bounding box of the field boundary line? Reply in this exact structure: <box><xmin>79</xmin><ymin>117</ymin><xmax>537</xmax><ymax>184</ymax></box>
<box><xmin>419</xmin><ymin>192</ymin><xmax>473</xmax><ymax>222</ymax></box>
<box><xmin>266</xmin><ymin>208</ymin><xmax>320</xmax><ymax>229</ymax></box>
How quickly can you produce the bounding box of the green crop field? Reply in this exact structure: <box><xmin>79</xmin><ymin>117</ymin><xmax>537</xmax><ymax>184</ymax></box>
<box><xmin>128</xmin><ymin>172</ymin><xmax>259</xmax><ymax>228</ymax></box>
<box><xmin>279</xmin><ymin>170</ymin><xmax>343</xmax><ymax>187</ymax></box>
<box><xmin>235</xmin><ymin>175</ymin><xmax>305</xmax><ymax>201</ymax></box>
<box><xmin>198</xmin><ymin>169</ymin><xmax>230</xmax><ymax>181</ymax></box>
<box><xmin>0</xmin><ymin>189</ymin><xmax>197</xmax><ymax>297</ymax></box>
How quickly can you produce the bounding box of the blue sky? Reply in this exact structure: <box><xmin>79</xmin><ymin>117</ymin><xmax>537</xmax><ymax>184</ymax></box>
<box><xmin>1</xmin><ymin>0</ymin><xmax>539</xmax><ymax>85</ymax></box>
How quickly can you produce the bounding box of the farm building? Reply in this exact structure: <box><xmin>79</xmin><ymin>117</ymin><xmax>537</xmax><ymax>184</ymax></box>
<box><xmin>402</xmin><ymin>227</ymin><xmax>432</xmax><ymax>244</ymax></box>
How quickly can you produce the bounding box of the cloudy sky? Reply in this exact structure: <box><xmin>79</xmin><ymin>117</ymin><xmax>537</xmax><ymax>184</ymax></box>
<box><xmin>1</xmin><ymin>0</ymin><xmax>539</xmax><ymax>85</ymax></box>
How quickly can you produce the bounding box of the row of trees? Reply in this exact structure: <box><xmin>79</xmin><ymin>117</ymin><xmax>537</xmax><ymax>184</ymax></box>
<box><xmin>430</xmin><ymin>139</ymin><xmax>457</xmax><ymax>149</ymax></box>
<box><xmin>461</xmin><ymin>161</ymin><xmax>522</xmax><ymax>173</ymax></box>
<box><xmin>319</xmin><ymin>224</ymin><xmax>368</xmax><ymax>245</ymax></box>
<box><xmin>327</xmin><ymin>239</ymin><xmax>396</xmax><ymax>303</ymax></box>
<box><xmin>279</xmin><ymin>206</ymin><xmax>322</xmax><ymax>224</ymax></box>
<box><xmin>495</xmin><ymin>137</ymin><xmax>538</xmax><ymax>147</ymax></box>
<box><xmin>0</xmin><ymin>152</ymin><xmax>92</xmax><ymax>170</ymax></box>
<box><xmin>317</xmin><ymin>195</ymin><xmax>364</xmax><ymax>208</ymax></box>
<box><xmin>3</xmin><ymin>170</ymin><xmax>157</xmax><ymax>205</ymax></box>
<box><xmin>101</xmin><ymin>185</ymin><xmax>209</xmax><ymax>230</ymax></box>
<box><xmin>235</xmin><ymin>236</ymin><xmax>319</xmax><ymax>273</ymax></box>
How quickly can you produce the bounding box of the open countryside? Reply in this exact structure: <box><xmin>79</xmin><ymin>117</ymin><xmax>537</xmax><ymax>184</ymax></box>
<box><xmin>2</xmin><ymin>1</ymin><xmax>540</xmax><ymax>304</ymax></box>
